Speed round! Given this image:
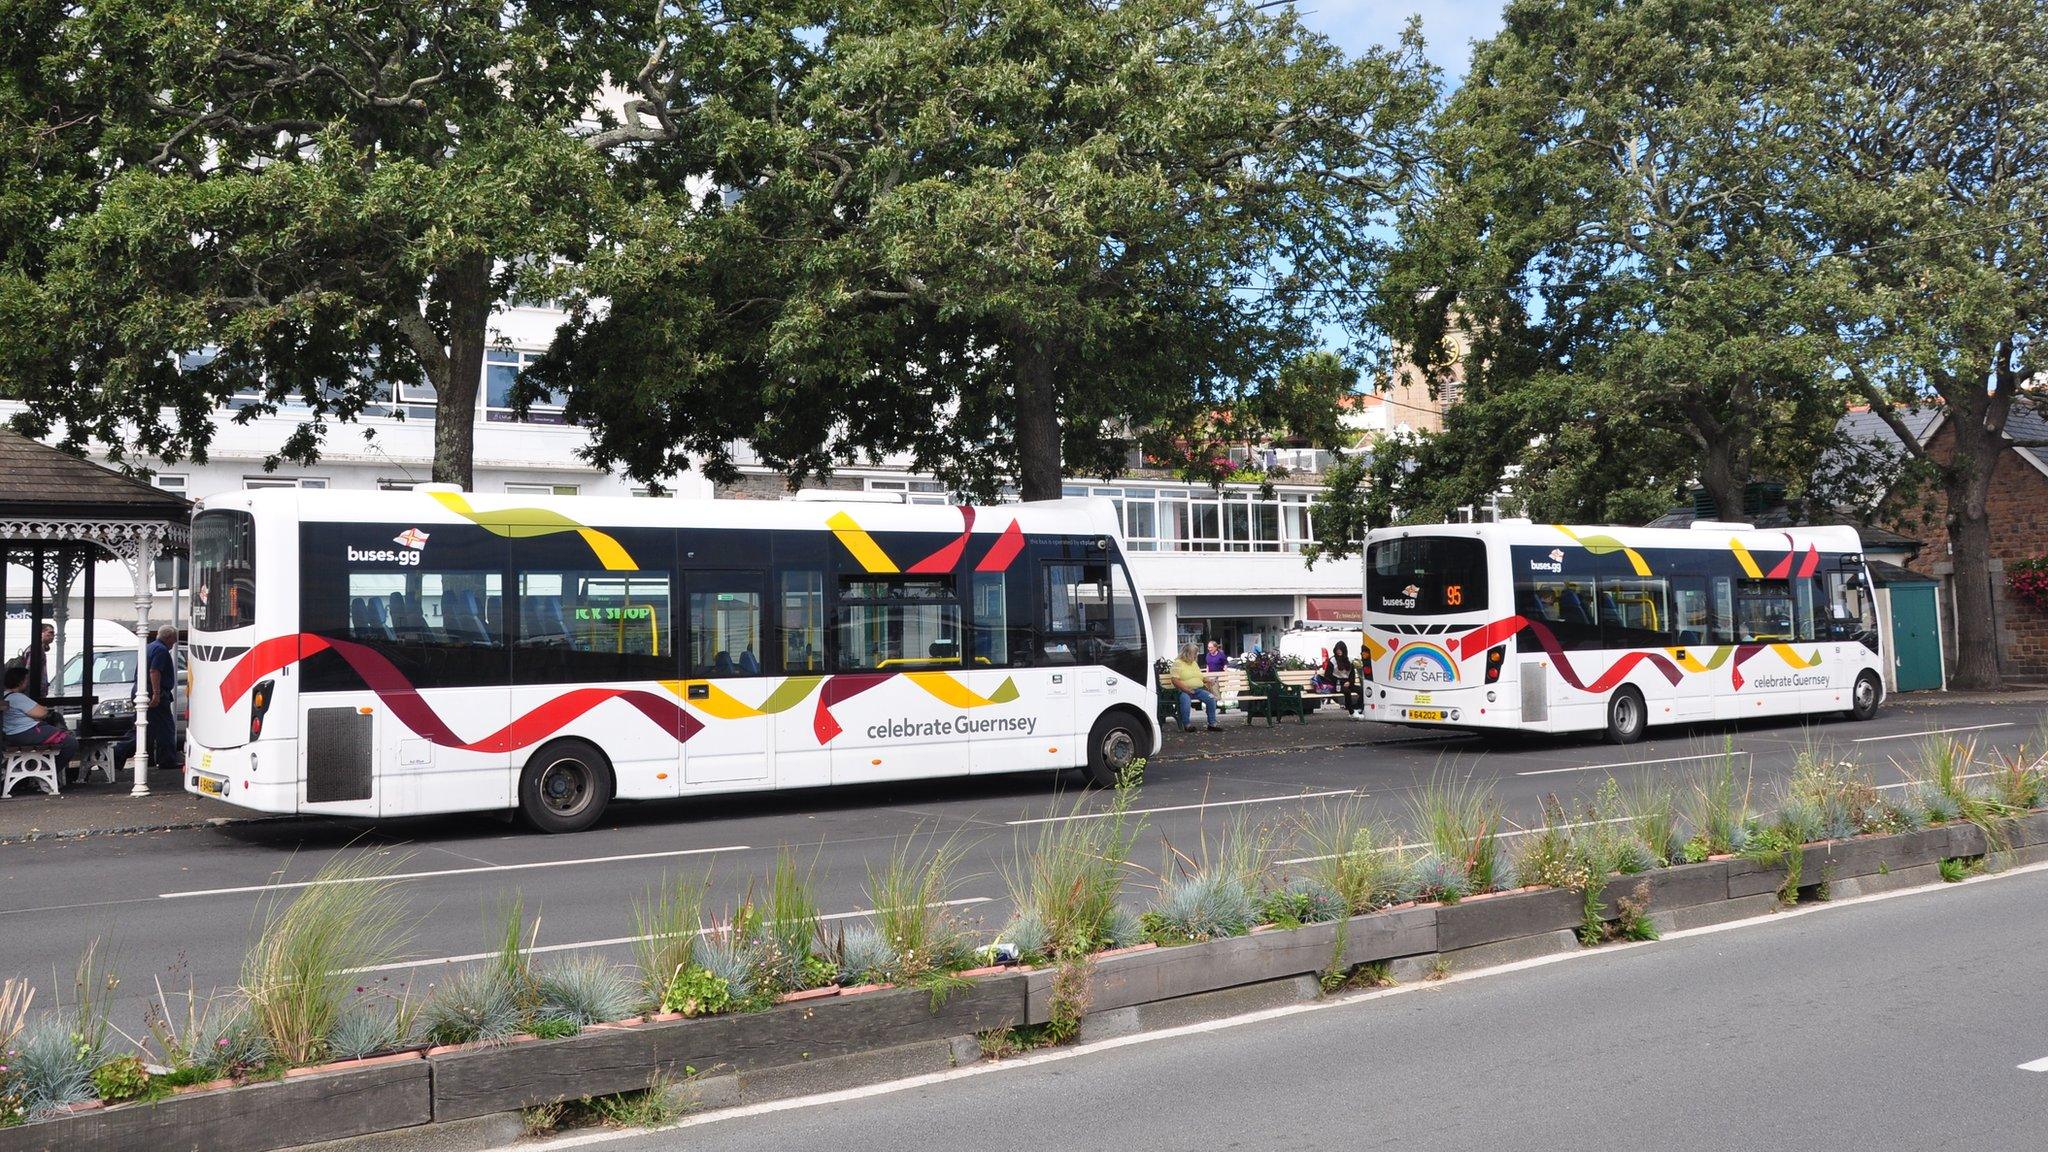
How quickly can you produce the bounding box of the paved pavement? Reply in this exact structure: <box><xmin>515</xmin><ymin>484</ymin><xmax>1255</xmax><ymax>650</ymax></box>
<box><xmin>0</xmin><ymin>693</ymin><xmax>2041</xmax><ymax>1041</ymax></box>
<box><xmin>575</xmin><ymin>864</ymin><xmax>2048</xmax><ymax>1152</ymax></box>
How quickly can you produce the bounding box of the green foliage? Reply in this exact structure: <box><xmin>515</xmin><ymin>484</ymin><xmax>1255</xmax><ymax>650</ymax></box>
<box><xmin>1683</xmin><ymin>743</ymin><xmax>1755</xmax><ymax>857</ymax></box>
<box><xmin>1404</xmin><ymin>855</ymin><xmax>1471</xmax><ymax>905</ymax></box>
<box><xmin>660</xmin><ymin>967</ymin><xmax>732</xmax><ymax>1019</ymax></box>
<box><xmin>529</xmin><ymin>1017</ymin><xmax>579</xmax><ymax>1041</ymax></box>
<box><xmin>12</xmin><ymin>1018</ymin><xmax>95</xmax><ymax>1120</ymax></box>
<box><xmin>754</xmin><ymin>849</ymin><xmax>828</xmax><ymax>995</ymax></box>
<box><xmin>91</xmin><ymin>1054</ymin><xmax>150</xmax><ymax>1103</ymax></box>
<box><xmin>1146</xmin><ymin>871</ymin><xmax>1259</xmax><ymax>944</ymax></box>
<box><xmin>0</xmin><ymin>0</ymin><xmax>645</xmax><ymax>483</ymax></box>
<box><xmin>691</xmin><ymin>925</ymin><xmax>762</xmax><ymax>1008</ymax></box>
<box><xmin>420</xmin><ymin>968</ymin><xmax>525</xmax><ymax>1049</ymax></box>
<box><xmin>242</xmin><ymin>853</ymin><xmax>417</xmax><ymax>1067</ymax></box>
<box><xmin>1938</xmin><ymin>857</ymin><xmax>1974</xmax><ymax>884</ymax></box>
<box><xmin>1411</xmin><ymin>770</ymin><xmax>1505</xmax><ymax>893</ymax></box>
<box><xmin>1295</xmin><ymin>800</ymin><xmax>1410</xmax><ymax>914</ymax></box>
<box><xmin>633</xmin><ymin>871</ymin><xmax>709</xmax><ymax>1008</ymax></box>
<box><xmin>1004</xmin><ymin>779</ymin><xmax>1144</xmax><ymax>960</ymax></box>
<box><xmin>866</xmin><ymin>833</ymin><xmax>973</xmax><ymax>985</ymax></box>
<box><xmin>1377</xmin><ymin>0</ymin><xmax>1850</xmax><ymax>525</ymax></box>
<box><xmin>579</xmin><ymin>1072</ymin><xmax>686</xmax><ymax>1129</ymax></box>
<box><xmin>145</xmin><ymin>983</ymin><xmax>270</xmax><ymax>1080</ymax></box>
<box><xmin>538</xmin><ymin>0</ymin><xmax>1437</xmax><ymax>500</ymax></box>
<box><xmin>534</xmin><ymin>958</ymin><xmax>637</xmax><ymax>1028</ymax></box>
<box><xmin>1260</xmin><ymin>877</ymin><xmax>1350</xmax><ymax>929</ymax></box>
<box><xmin>324</xmin><ymin>1002</ymin><xmax>411</xmax><ymax>1062</ymax></box>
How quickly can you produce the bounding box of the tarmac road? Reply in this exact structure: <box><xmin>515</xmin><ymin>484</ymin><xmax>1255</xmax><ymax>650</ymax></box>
<box><xmin>0</xmin><ymin>697</ymin><xmax>2039</xmax><ymax>1039</ymax></box>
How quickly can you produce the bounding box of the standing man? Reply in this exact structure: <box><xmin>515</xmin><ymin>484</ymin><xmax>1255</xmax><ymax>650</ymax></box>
<box><xmin>146</xmin><ymin>624</ymin><xmax>181</xmax><ymax>774</ymax></box>
<box><xmin>12</xmin><ymin>621</ymin><xmax>53</xmax><ymax>700</ymax></box>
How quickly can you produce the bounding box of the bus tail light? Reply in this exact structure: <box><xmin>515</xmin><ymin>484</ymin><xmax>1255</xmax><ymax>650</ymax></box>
<box><xmin>250</xmin><ymin>679</ymin><xmax>275</xmax><ymax>741</ymax></box>
<box><xmin>1484</xmin><ymin>645</ymin><xmax>1506</xmax><ymax>684</ymax></box>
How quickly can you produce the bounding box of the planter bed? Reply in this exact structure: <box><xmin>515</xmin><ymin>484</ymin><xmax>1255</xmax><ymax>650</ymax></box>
<box><xmin>431</xmin><ymin>971</ymin><xmax>1027</xmax><ymax>1120</ymax></box>
<box><xmin>0</xmin><ymin>1056</ymin><xmax>430</xmax><ymax>1152</ymax></box>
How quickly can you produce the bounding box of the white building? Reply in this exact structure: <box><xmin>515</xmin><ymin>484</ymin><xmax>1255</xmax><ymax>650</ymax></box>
<box><xmin>7</xmin><ymin>303</ymin><xmax>1365</xmax><ymax>654</ymax></box>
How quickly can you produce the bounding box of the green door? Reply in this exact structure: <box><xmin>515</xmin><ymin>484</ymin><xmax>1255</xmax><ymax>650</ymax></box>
<box><xmin>1888</xmin><ymin>583</ymin><xmax>1943</xmax><ymax>693</ymax></box>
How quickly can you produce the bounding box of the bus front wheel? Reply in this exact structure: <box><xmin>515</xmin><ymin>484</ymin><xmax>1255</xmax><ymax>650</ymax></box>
<box><xmin>1848</xmin><ymin>672</ymin><xmax>1883</xmax><ymax>721</ymax></box>
<box><xmin>1082</xmin><ymin>710</ymin><xmax>1144</xmax><ymax>789</ymax></box>
<box><xmin>1603</xmin><ymin>687</ymin><xmax>1646</xmax><ymax>746</ymax></box>
<box><xmin>518</xmin><ymin>739</ymin><xmax>613</xmax><ymax>834</ymax></box>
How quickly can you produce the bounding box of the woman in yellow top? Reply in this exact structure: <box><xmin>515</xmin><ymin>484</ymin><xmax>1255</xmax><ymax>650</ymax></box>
<box><xmin>1170</xmin><ymin>643</ymin><xmax>1221</xmax><ymax>732</ymax></box>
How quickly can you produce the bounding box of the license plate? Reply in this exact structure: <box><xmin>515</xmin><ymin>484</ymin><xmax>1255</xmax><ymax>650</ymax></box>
<box><xmin>196</xmin><ymin>776</ymin><xmax>224</xmax><ymax>797</ymax></box>
<box><xmin>1407</xmin><ymin>709</ymin><xmax>1446</xmax><ymax>722</ymax></box>
<box><xmin>1412</xmin><ymin>693</ymin><xmax>1434</xmax><ymax>705</ymax></box>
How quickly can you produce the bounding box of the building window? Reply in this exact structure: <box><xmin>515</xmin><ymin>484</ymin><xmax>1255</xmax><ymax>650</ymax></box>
<box><xmin>863</xmin><ymin>478</ymin><xmax>954</xmax><ymax>505</ymax></box>
<box><xmin>1056</xmin><ymin>482</ymin><xmax>1318</xmax><ymax>555</ymax></box>
<box><xmin>484</xmin><ymin>349</ymin><xmax>568</xmax><ymax>424</ymax></box>
<box><xmin>244</xmin><ymin>477</ymin><xmax>328</xmax><ymax>490</ymax></box>
<box><xmin>505</xmin><ymin>483</ymin><xmax>579</xmax><ymax>497</ymax></box>
<box><xmin>154</xmin><ymin>474</ymin><xmax>188</xmax><ymax>493</ymax></box>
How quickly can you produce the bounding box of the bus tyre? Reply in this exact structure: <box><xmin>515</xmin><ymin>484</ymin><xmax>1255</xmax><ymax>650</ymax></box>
<box><xmin>1083</xmin><ymin>711</ymin><xmax>1143</xmax><ymax>789</ymax></box>
<box><xmin>1849</xmin><ymin>672</ymin><xmax>1883</xmax><ymax>721</ymax></box>
<box><xmin>1603</xmin><ymin>687</ymin><xmax>1646</xmax><ymax>746</ymax></box>
<box><xmin>518</xmin><ymin>739</ymin><xmax>612</xmax><ymax>834</ymax></box>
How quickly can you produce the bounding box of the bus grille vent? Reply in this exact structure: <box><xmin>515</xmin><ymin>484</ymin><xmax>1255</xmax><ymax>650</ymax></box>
<box><xmin>305</xmin><ymin>707</ymin><xmax>374</xmax><ymax>803</ymax></box>
<box><xmin>1520</xmin><ymin>664</ymin><xmax>1547</xmax><ymax>722</ymax></box>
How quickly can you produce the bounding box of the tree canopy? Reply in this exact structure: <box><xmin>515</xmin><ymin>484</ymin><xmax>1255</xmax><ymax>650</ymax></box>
<box><xmin>1373</xmin><ymin>0</ymin><xmax>1850</xmax><ymax>527</ymax></box>
<box><xmin>533</xmin><ymin>0</ymin><xmax>1438</xmax><ymax>500</ymax></box>
<box><xmin>0</xmin><ymin>0</ymin><xmax>660</xmax><ymax>483</ymax></box>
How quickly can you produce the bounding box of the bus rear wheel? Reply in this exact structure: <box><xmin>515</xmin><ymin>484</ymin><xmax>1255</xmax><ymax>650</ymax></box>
<box><xmin>1848</xmin><ymin>671</ymin><xmax>1883</xmax><ymax>721</ymax></box>
<box><xmin>518</xmin><ymin>739</ymin><xmax>612</xmax><ymax>834</ymax></box>
<box><xmin>1082</xmin><ymin>710</ymin><xmax>1143</xmax><ymax>789</ymax></box>
<box><xmin>1603</xmin><ymin>687</ymin><xmax>1646</xmax><ymax>745</ymax></box>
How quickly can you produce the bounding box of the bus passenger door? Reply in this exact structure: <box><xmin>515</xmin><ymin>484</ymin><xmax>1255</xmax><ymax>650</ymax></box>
<box><xmin>680</xmin><ymin>571</ymin><xmax>772</xmax><ymax>787</ymax></box>
<box><xmin>1668</xmin><ymin>578</ymin><xmax>1720</xmax><ymax>724</ymax></box>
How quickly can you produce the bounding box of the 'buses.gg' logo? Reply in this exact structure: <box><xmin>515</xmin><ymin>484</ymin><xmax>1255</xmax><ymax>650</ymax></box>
<box><xmin>1390</xmin><ymin>641</ymin><xmax>1458</xmax><ymax>685</ymax></box>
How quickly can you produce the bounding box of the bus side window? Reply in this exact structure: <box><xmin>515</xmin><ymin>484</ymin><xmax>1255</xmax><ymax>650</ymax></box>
<box><xmin>687</xmin><ymin>575</ymin><xmax>763</xmax><ymax>678</ymax></box>
<box><xmin>779</xmin><ymin>569</ymin><xmax>825</xmax><ymax>674</ymax></box>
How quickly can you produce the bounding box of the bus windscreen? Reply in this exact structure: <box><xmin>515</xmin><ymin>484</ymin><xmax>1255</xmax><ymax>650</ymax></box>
<box><xmin>1367</xmin><ymin>536</ymin><xmax>1488</xmax><ymax>616</ymax></box>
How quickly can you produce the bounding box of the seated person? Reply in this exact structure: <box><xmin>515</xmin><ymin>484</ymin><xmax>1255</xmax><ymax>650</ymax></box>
<box><xmin>3</xmin><ymin>666</ymin><xmax>77</xmax><ymax>783</ymax></box>
<box><xmin>1311</xmin><ymin>648</ymin><xmax>1339</xmax><ymax>693</ymax></box>
<box><xmin>1170</xmin><ymin>643</ymin><xmax>1220</xmax><ymax>732</ymax></box>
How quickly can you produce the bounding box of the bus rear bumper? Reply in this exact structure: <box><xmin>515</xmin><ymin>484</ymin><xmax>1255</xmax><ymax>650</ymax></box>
<box><xmin>1360</xmin><ymin>688</ymin><xmax>1518</xmax><ymax>729</ymax></box>
<box><xmin>184</xmin><ymin>739</ymin><xmax>299</xmax><ymax>814</ymax></box>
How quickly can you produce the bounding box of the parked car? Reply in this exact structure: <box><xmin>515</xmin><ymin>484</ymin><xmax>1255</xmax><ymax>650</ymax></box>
<box><xmin>54</xmin><ymin>642</ymin><xmax>188</xmax><ymax>743</ymax></box>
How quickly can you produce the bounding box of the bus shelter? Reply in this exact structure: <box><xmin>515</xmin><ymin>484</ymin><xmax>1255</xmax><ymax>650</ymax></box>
<box><xmin>0</xmin><ymin>430</ymin><xmax>190</xmax><ymax>797</ymax></box>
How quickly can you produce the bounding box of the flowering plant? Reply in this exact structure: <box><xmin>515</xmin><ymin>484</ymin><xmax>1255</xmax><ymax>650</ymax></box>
<box><xmin>2009</xmin><ymin>556</ymin><xmax>2048</xmax><ymax>612</ymax></box>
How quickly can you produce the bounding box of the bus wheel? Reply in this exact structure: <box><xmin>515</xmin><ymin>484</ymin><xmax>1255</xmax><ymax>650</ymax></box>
<box><xmin>1849</xmin><ymin>672</ymin><xmax>1883</xmax><ymax>721</ymax></box>
<box><xmin>518</xmin><ymin>739</ymin><xmax>612</xmax><ymax>834</ymax></box>
<box><xmin>1083</xmin><ymin>711</ymin><xmax>1143</xmax><ymax>789</ymax></box>
<box><xmin>1603</xmin><ymin>687</ymin><xmax>1646</xmax><ymax>745</ymax></box>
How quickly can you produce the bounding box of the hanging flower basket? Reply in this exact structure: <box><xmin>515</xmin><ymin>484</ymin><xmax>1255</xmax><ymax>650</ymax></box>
<box><xmin>2009</xmin><ymin>556</ymin><xmax>2048</xmax><ymax>612</ymax></box>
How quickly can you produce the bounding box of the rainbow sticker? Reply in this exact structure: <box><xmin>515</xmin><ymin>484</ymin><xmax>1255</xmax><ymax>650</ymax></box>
<box><xmin>1389</xmin><ymin>640</ymin><xmax>1459</xmax><ymax>686</ymax></box>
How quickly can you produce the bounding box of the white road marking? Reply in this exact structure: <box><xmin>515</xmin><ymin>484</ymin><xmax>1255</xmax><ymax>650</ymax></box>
<box><xmin>1006</xmin><ymin>789</ymin><xmax>1356</xmax><ymax>826</ymax></box>
<box><xmin>158</xmin><ymin>845</ymin><xmax>749</xmax><ymax>899</ymax></box>
<box><xmin>1276</xmin><ymin>816</ymin><xmax>1636</xmax><ymax>866</ymax></box>
<box><xmin>341</xmin><ymin>898</ymin><xmax>993</xmax><ymax>975</ymax></box>
<box><xmin>2018</xmin><ymin>1056</ymin><xmax>2048</xmax><ymax>1073</ymax></box>
<box><xmin>1517</xmin><ymin>751</ymin><xmax>1751</xmax><ymax>778</ymax></box>
<box><xmin>511</xmin><ymin>858</ymin><xmax>2048</xmax><ymax>1152</ymax></box>
<box><xmin>1851</xmin><ymin>722</ymin><xmax>2015</xmax><ymax>745</ymax></box>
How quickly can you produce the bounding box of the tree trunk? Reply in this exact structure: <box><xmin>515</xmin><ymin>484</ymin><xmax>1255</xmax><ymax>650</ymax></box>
<box><xmin>1696</xmin><ymin>435</ymin><xmax>1745</xmax><ymax>522</ymax></box>
<box><xmin>1014</xmin><ymin>341</ymin><xmax>1063</xmax><ymax>502</ymax></box>
<box><xmin>431</xmin><ymin>252</ymin><xmax>491</xmax><ymax>489</ymax></box>
<box><xmin>1943</xmin><ymin>433</ymin><xmax>2003</xmax><ymax>690</ymax></box>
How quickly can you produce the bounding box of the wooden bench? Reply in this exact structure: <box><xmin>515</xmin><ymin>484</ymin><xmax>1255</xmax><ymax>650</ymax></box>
<box><xmin>1276</xmin><ymin>669</ymin><xmax>1347</xmax><ymax>709</ymax></box>
<box><xmin>1157</xmin><ymin>668</ymin><xmax>1271</xmax><ymax>728</ymax></box>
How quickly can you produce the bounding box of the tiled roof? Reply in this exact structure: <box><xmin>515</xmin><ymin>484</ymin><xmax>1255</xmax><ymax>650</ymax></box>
<box><xmin>0</xmin><ymin>429</ymin><xmax>190</xmax><ymax>521</ymax></box>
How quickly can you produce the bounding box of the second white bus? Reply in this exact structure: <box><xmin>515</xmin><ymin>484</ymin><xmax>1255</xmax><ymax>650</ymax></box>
<box><xmin>1359</xmin><ymin>521</ymin><xmax>1885</xmax><ymax>743</ymax></box>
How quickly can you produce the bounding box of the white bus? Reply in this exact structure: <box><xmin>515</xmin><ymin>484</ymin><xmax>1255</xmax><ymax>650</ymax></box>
<box><xmin>1359</xmin><ymin>521</ymin><xmax>1885</xmax><ymax>743</ymax></box>
<box><xmin>184</xmin><ymin>487</ymin><xmax>1158</xmax><ymax>831</ymax></box>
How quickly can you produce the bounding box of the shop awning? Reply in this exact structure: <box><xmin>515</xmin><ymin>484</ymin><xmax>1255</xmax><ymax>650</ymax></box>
<box><xmin>1304</xmin><ymin>596</ymin><xmax>1362</xmax><ymax>623</ymax></box>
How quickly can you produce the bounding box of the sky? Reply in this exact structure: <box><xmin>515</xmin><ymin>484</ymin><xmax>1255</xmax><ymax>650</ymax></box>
<box><xmin>1292</xmin><ymin>0</ymin><xmax>1507</xmax><ymax>82</ymax></box>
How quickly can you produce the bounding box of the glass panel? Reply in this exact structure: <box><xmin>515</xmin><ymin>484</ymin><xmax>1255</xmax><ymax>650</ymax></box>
<box><xmin>970</xmin><ymin>572</ymin><xmax>1011</xmax><ymax>665</ymax></box>
<box><xmin>836</xmin><ymin>602</ymin><xmax>961</xmax><ymax>671</ymax></box>
<box><xmin>513</xmin><ymin>570</ymin><xmax>672</xmax><ymax>683</ymax></box>
<box><xmin>192</xmin><ymin>510</ymin><xmax>257</xmax><ymax>632</ymax></box>
<box><xmin>1253</xmin><ymin>501</ymin><xmax>1280</xmax><ymax>553</ymax></box>
<box><xmin>1599</xmin><ymin>577</ymin><xmax>1670</xmax><ymax>648</ymax></box>
<box><xmin>1367</xmin><ymin>536</ymin><xmax>1489</xmax><ymax>616</ymax></box>
<box><xmin>781</xmin><ymin>569</ymin><xmax>826</xmax><ymax>673</ymax></box>
<box><xmin>688</xmin><ymin>579</ymin><xmax>763</xmax><ymax>677</ymax></box>
<box><xmin>1735</xmin><ymin>579</ymin><xmax>1794</xmax><ymax>642</ymax></box>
